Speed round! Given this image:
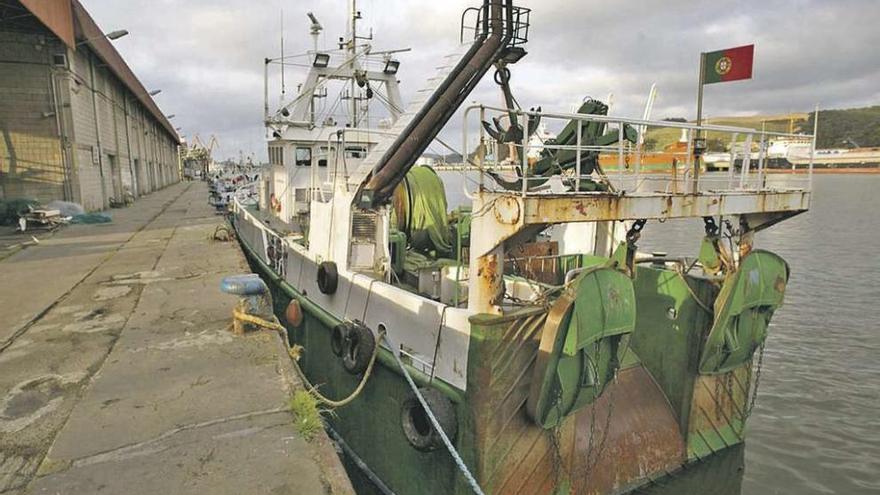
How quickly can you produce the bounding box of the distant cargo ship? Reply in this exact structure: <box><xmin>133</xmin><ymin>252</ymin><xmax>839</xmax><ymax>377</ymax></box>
<box><xmin>766</xmin><ymin>137</ymin><xmax>880</xmax><ymax>171</ymax></box>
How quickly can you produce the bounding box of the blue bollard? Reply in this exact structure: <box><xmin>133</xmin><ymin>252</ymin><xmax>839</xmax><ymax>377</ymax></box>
<box><xmin>220</xmin><ymin>274</ymin><xmax>274</xmax><ymax>334</ymax></box>
<box><xmin>220</xmin><ymin>273</ymin><xmax>268</xmax><ymax>296</ymax></box>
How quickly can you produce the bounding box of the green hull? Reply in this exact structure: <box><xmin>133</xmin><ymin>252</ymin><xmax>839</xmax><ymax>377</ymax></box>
<box><xmin>236</xmin><ymin>227</ymin><xmax>763</xmax><ymax>495</ymax></box>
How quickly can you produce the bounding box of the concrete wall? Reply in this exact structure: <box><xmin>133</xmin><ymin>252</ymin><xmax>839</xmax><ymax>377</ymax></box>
<box><xmin>0</xmin><ymin>15</ymin><xmax>180</xmax><ymax>211</ymax></box>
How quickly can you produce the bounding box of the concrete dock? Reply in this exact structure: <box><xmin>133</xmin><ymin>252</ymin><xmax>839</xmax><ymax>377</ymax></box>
<box><xmin>0</xmin><ymin>182</ymin><xmax>353</xmax><ymax>494</ymax></box>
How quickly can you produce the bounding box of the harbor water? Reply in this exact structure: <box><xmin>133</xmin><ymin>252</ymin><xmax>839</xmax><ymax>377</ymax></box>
<box><xmin>638</xmin><ymin>174</ymin><xmax>880</xmax><ymax>495</ymax></box>
<box><xmin>441</xmin><ymin>172</ymin><xmax>880</xmax><ymax>494</ymax></box>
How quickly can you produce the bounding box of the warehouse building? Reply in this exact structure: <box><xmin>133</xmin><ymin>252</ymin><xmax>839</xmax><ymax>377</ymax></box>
<box><xmin>0</xmin><ymin>0</ymin><xmax>180</xmax><ymax>211</ymax></box>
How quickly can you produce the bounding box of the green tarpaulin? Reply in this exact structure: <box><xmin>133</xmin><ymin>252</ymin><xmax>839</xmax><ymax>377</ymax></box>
<box><xmin>391</xmin><ymin>166</ymin><xmax>452</xmax><ymax>257</ymax></box>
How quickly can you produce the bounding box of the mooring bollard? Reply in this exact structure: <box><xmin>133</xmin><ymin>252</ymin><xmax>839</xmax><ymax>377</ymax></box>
<box><xmin>220</xmin><ymin>274</ymin><xmax>276</xmax><ymax>335</ymax></box>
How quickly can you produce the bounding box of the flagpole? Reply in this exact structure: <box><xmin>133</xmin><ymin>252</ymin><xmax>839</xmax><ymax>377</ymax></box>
<box><xmin>694</xmin><ymin>52</ymin><xmax>706</xmax><ymax>193</ymax></box>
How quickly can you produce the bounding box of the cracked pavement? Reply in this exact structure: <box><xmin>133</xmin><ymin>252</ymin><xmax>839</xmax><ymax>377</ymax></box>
<box><xmin>0</xmin><ymin>182</ymin><xmax>352</xmax><ymax>494</ymax></box>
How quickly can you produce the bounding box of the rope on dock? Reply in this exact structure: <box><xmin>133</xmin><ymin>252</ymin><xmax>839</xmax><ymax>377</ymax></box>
<box><xmin>232</xmin><ymin>308</ymin><xmax>287</xmax><ymax>332</ymax></box>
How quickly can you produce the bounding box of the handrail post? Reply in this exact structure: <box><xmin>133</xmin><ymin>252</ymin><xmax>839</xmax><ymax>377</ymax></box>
<box><xmin>727</xmin><ymin>132</ymin><xmax>738</xmax><ymax>189</ymax></box>
<box><xmin>634</xmin><ymin>124</ymin><xmax>642</xmax><ymax>183</ymax></box>
<box><xmin>739</xmin><ymin>134</ymin><xmax>753</xmax><ymax>188</ymax></box>
<box><xmin>756</xmin><ymin>134</ymin><xmax>766</xmax><ymax>189</ymax></box>
<box><xmin>617</xmin><ymin>121</ymin><xmax>625</xmax><ymax>183</ymax></box>
<box><xmin>575</xmin><ymin>119</ymin><xmax>582</xmax><ymax>192</ymax></box>
<box><xmin>685</xmin><ymin>129</ymin><xmax>693</xmax><ymax>192</ymax></box>
<box><xmin>521</xmin><ymin>113</ymin><xmax>529</xmax><ymax>196</ymax></box>
<box><xmin>809</xmin><ymin>105</ymin><xmax>818</xmax><ymax>190</ymax></box>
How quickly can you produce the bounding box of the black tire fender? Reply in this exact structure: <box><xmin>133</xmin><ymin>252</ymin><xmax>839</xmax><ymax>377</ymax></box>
<box><xmin>342</xmin><ymin>322</ymin><xmax>375</xmax><ymax>375</ymax></box>
<box><xmin>317</xmin><ymin>261</ymin><xmax>338</xmax><ymax>294</ymax></box>
<box><xmin>330</xmin><ymin>322</ymin><xmax>351</xmax><ymax>357</ymax></box>
<box><xmin>401</xmin><ymin>387</ymin><xmax>458</xmax><ymax>452</ymax></box>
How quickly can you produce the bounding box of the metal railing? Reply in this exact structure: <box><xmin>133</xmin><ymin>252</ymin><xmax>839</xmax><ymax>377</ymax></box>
<box><xmin>460</xmin><ymin>2</ymin><xmax>530</xmax><ymax>45</ymax></box>
<box><xmin>461</xmin><ymin>105</ymin><xmax>816</xmax><ymax>197</ymax></box>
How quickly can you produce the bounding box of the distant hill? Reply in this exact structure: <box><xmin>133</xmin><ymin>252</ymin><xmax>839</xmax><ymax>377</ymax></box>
<box><xmin>646</xmin><ymin>106</ymin><xmax>880</xmax><ymax>151</ymax></box>
<box><xmin>806</xmin><ymin>106</ymin><xmax>880</xmax><ymax>149</ymax></box>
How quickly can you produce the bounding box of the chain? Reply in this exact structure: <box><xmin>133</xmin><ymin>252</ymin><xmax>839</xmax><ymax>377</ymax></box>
<box><xmin>725</xmin><ymin>372</ymin><xmax>735</xmax><ymax>430</ymax></box>
<box><xmin>547</xmin><ymin>377</ymin><xmax>571</xmax><ymax>488</ymax></box>
<box><xmin>548</xmin><ymin>422</ymin><xmax>567</xmax><ymax>490</ymax></box>
<box><xmin>577</xmin><ymin>345</ymin><xmax>600</xmax><ymax>486</ymax></box>
<box><xmin>578</xmin><ymin>339</ymin><xmax>617</xmax><ymax>488</ymax></box>
<box><xmin>745</xmin><ymin>341</ymin><xmax>766</xmax><ymax>419</ymax></box>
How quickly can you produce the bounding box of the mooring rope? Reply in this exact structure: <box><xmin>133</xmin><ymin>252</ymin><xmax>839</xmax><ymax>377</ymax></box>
<box><xmin>289</xmin><ymin>329</ymin><xmax>385</xmax><ymax>408</ymax></box>
<box><xmin>234</xmin><ymin>308</ymin><xmax>482</xmax><ymax>493</ymax></box>
<box><xmin>232</xmin><ymin>308</ymin><xmax>384</xmax><ymax>409</ymax></box>
<box><xmin>232</xmin><ymin>308</ymin><xmax>287</xmax><ymax>332</ymax></box>
<box><xmin>382</xmin><ymin>333</ymin><xmax>485</xmax><ymax>495</ymax></box>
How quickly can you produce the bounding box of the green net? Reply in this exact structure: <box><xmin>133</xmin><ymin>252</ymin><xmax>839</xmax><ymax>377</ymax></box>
<box><xmin>70</xmin><ymin>213</ymin><xmax>112</xmax><ymax>224</ymax></box>
<box><xmin>391</xmin><ymin>166</ymin><xmax>453</xmax><ymax>257</ymax></box>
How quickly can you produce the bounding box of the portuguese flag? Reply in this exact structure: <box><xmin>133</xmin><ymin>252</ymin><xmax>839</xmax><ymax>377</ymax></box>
<box><xmin>703</xmin><ymin>44</ymin><xmax>754</xmax><ymax>84</ymax></box>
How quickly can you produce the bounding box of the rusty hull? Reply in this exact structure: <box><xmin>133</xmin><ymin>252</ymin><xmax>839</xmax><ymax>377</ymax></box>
<box><xmin>467</xmin><ymin>310</ymin><xmax>686</xmax><ymax>495</ymax></box>
<box><xmin>571</xmin><ymin>367</ymin><xmax>686</xmax><ymax>494</ymax></box>
<box><xmin>686</xmin><ymin>365</ymin><xmax>752</xmax><ymax>460</ymax></box>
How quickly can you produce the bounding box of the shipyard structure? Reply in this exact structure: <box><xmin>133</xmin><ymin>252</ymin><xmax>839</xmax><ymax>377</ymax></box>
<box><xmin>0</xmin><ymin>0</ymin><xmax>180</xmax><ymax>211</ymax></box>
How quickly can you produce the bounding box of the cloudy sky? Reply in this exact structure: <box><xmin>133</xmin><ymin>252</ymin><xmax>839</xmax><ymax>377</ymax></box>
<box><xmin>83</xmin><ymin>0</ymin><xmax>879</xmax><ymax>161</ymax></box>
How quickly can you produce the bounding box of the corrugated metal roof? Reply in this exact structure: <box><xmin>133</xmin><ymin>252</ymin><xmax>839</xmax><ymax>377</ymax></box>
<box><xmin>18</xmin><ymin>0</ymin><xmax>74</xmax><ymax>46</ymax></box>
<box><xmin>18</xmin><ymin>0</ymin><xmax>180</xmax><ymax>143</ymax></box>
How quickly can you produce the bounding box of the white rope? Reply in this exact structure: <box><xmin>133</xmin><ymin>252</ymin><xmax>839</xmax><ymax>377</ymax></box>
<box><xmin>382</xmin><ymin>334</ymin><xmax>485</xmax><ymax>495</ymax></box>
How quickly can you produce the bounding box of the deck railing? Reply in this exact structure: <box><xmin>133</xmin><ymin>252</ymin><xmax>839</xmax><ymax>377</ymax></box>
<box><xmin>461</xmin><ymin>105</ymin><xmax>816</xmax><ymax>197</ymax></box>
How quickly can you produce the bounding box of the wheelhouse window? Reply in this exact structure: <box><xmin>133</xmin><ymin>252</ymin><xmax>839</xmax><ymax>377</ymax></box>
<box><xmin>344</xmin><ymin>146</ymin><xmax>366</xmax><ymax>159</ymax></box>
<box><xmin>295</xmin><ymin>147</ymin><xmax>312</xmax><ymax>167</ymax></box>
<box><xmin>318</xmin><ymin>146</ymin><xmax>335</xmax><ymax>167</ymax></box>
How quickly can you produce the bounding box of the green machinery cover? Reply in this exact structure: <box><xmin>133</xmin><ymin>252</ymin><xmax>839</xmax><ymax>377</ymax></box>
<box><xmin>530</xmin><ymin>266</ymin><xmax>636</xmax><ymax>428</ymax></box>
<box><xmin>391</xmin><ymin>166</ymin><xmax>453</xmax><ymax>256</ymax></box>
<box><xmin>699</xmin><ymin>250</ymin><xmax>789</xmax><ymax>374</ymax></box>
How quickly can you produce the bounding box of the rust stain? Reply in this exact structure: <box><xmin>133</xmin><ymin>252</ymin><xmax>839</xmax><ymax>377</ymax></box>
<box><xmin>469</xmin><ymin>310</ymin><xmax>692</xmax><ymax>495</ymax></box>
<box><xmin>494</xmin><ymin>196</ymin><xmax>522</xmax><ymax>224</ymax></box>
<box><xmin>571</xmin><ymin>366</ymin><xmax>686</xmax><ymax>494</ymax></box>
<box><xmin>687</xmin><ymin>366</ymin><xmax>750</xmax><ymax>448</ymax></box>
<box><xmin>774</xmin><ymin>275</ymin><xmax>786</xmax><ymax>294</ymax></box>
<box><xmin>477</xmin><ymin>253</ymin><xmax>502</xmax><ymax>307</ymax></box>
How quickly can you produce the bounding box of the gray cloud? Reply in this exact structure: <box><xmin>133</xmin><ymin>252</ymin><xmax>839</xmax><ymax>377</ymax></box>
<box><xmin>83</xmin><ymin>0</ymin><xmax>880</xmax><ymax>160</ymax></box>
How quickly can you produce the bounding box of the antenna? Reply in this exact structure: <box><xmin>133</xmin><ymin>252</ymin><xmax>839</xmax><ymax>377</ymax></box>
<box><xmin>280</xmin><ymin>8</ymin><xmax>285</xmax><ymax>98</ymax></box>
<box><xmin>307</xmin><ymin>12</ymin><xmax>323</xmax><ymax>32</ymax></box>
<box><xmin>348</xmin><ymin>0</ymin><xmax>358</xmax><ymax>126</ymax></box>
<box><xmin>307</xmin><ymin>12</ymin><xmax>323</xmax><ymax>52</ymax></box>
<box><xmin>639</xmin><ymin>83</ymin><xmax>657</xmax><ymax>146</ymax></box>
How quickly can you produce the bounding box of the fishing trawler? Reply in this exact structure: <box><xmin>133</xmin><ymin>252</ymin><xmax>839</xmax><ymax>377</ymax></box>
<box><xmin>230</xmin><ymin>2</ymin><xmax>814</xmax><ymax>493</ymax></box>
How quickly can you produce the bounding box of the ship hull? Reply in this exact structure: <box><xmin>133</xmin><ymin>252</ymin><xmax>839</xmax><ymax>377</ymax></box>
<box><xmin>232</xmin><ymin>211</ymin><xmax>751</xmax><ymax>495</ymax></box>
